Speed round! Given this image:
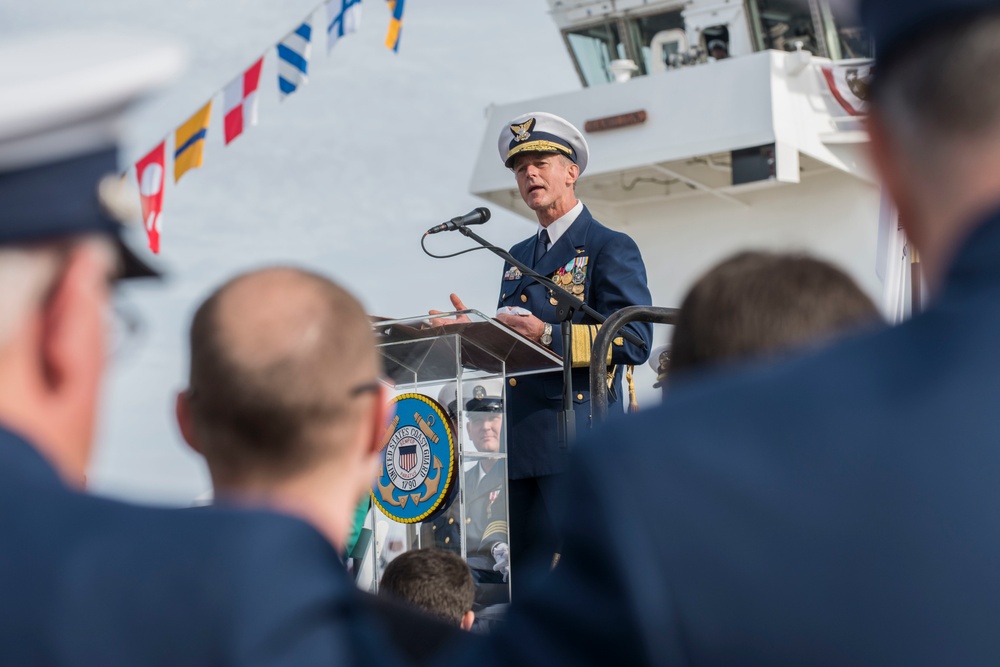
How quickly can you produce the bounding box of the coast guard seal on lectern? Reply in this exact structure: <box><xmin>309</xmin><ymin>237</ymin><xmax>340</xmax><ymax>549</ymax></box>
<box><xmin>372</xmin><ymin>393</ymin><xmax>456</xmax><ymax>523</ymax></box>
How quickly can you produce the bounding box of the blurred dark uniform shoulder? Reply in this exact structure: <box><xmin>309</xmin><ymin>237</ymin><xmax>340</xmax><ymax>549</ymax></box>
<box><xmin>0</xmin><ymin>428</ymin><xmax>378</xmax><ymax>665</ymax></box>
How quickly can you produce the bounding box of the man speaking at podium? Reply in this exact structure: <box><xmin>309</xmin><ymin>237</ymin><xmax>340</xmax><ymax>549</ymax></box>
<box><xmin>435</xmin><ymin>112</ymin><xmax>653</xmax><ymax>578</ymax></box>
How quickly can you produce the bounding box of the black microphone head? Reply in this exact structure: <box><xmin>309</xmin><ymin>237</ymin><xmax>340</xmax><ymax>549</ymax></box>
<box><xmin>476</xmin><ymin>207</ymin><xmax>491</xmax><ymax>223</ymax></box>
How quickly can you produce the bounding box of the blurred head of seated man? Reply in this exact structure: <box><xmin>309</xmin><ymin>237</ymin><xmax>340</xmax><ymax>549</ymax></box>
<box><xmin>665</xmin><ymin>251</ymin><xmax>880</xmax><ymax>382</ymax></box>
<box><xmin>176</xmin><ymin>266</ymin><xmax>388</xmax><ymax>552</ymax></box>
<box><xmin>865</xmin><ymin>0</ymin><xmax>1000</xmax><ymax>291</ymax></box>
<box><xmin>379</xmin><ymin>548</ymin><xmax>476</xmax><ymax>631</ymax></box>
<box><xmin>0</xmin><ymin>32</ymin><xmax>398</xmax><ymax>667</ymax></box>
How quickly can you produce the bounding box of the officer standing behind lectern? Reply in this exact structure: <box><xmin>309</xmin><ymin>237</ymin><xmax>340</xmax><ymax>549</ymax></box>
<box><xmin>429</xmin><ymin>381</ymin><xmax>510</xmax><ymax>603</ymax></box>
<box><xmin>432</xmin><ymin>112</ymin><xmax>653</xmax><ymax>584</ymax></box>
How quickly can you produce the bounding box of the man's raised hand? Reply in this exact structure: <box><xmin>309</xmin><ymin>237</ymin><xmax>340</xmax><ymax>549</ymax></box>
<box><xmin>427</xmin><ymin>293</ymin><xmax>472</xmax><ymax>328</ymax></box>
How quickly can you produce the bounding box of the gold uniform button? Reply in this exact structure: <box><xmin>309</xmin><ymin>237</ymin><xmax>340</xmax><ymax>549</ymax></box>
<box><xmin>444</xmin><ymin>537</ymin><xmax>450</xmax><ymax>544</ymax></box>
<box><xmin>509</xmin><ymin>378</ymin><xmax>517</xmax><ymax>387</ymax></box>
<box><xmin>577</xmin><ymin>393</ymin><xmax>584</xmax><ymax>400</ymax></box>
<box><xmin>502</xmin><ymin>293</ymin><xmax>506</xmax><ymax>299</ymax></box>
<box><xmin>520</xmin><ymin>294</ymin><xmax>528</xmax><ymax>303</ymax></box>
<box><xmin>448</xmin><ymin>517</ymin><xmax>454</xmax><ymax>525</ymax></box>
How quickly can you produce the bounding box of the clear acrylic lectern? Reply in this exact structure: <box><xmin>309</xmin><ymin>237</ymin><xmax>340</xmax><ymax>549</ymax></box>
<box><xmin>353</xmin><ymin>310</ymin><xmax>561</xmax><ymax>613</ymax></box>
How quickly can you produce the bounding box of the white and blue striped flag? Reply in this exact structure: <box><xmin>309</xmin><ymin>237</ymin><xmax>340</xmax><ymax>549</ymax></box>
<box><xmin>277</xmin><ymin>21</ymin><xmax>312</xmax><ymax>100</ymax></box>
<box><xmin>326</xmin><ymin>0</ymin><xmax>362</xmax><ymax>53</ymax></box>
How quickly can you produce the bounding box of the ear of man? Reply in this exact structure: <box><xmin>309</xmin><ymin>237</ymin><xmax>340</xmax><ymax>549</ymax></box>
<box><xmin>175</xmin><ymin>390</ymin><xmax>201</xmax><ymax>454</ymax></box>
<box><xmin>460</xmin><ymin>610</ymin><xmax>475</xmax><ymax>632</ymax></box>
<box><xmin>37</xmin><ymin>244</ymin><xmax>111</xmax><ymax>482</ymax></box>
<box><xmin>40</xmin><ymin>251</ymin><xmax>89</xmax><ymax>389</ymax></box>
<box><xmin>348</xmin><ymin>382</ymin><xmax>389</xmax><ymax>504</ymax></box>
<box><xmin>365</xmin><ymin>383</ymin><xmax>391</xmax><ymax>460</ymax></box>
<box><xmin>864</xmin><ymin>113</ymin><xmax>921</xmax><ymax>246</ymax></box>
<box><xmin>564</xmin><ymin>158</ymin><xmax>579</xmax><ymax>188</ymax></box>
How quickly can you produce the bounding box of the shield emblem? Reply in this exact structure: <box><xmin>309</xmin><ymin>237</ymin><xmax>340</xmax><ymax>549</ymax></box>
<box><xmin>399</xmin><ymin>444</ymin><xmax>417</xmax><ymax>473</ymax></box>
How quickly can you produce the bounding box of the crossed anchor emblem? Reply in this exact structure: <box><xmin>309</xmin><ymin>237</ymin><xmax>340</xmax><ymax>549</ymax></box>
<box><xmin>376</xmin><ymin>411</ymin><xmax>444</xmax><ymax>509</ymax></box>
<box><xmin>376</xmin><ymin>456</ymin><xmax>444</xmax><ymax>509</ymax></box>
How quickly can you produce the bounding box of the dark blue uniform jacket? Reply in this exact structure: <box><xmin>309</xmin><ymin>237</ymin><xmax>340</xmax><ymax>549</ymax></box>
<box><xmin>497</xmin><ymin>205</ymin><xmax>653</xmax><ymax>480</ymax></box>
<box><xmin>0</xmin><ymin>428</ymin><xmax>386</xmax><ymax>666</ymax></box>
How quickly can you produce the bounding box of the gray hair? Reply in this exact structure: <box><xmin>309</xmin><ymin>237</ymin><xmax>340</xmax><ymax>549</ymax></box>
<box><xmin>0</xmin><ymin>237</ymin><xmax>115</xmax><ymax>347</ymax></box>
<box><xmin>559</xmin><ymin>153</ymin><xmax>578</xmax><ymax>191</ymax></box>
<box><xmin>872</xmin><ymin>11</ymin><xmax>1000</xmax><ymax>164</ymax></box>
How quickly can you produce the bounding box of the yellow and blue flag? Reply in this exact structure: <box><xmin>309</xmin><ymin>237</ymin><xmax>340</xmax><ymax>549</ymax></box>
<box><xmin>174</xmin><ymin>101</ymin><xmax>212</xmax><ymax>183</ymax></box>
<box><xmin>385</xmin><ymin>0</ymin><xmax>405</xmax><ymax>52</ymax></box>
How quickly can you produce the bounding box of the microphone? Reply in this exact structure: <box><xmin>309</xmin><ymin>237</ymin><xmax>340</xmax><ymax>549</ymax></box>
<box><xmin>425</xmin><ymin>207</ymin><xmax>491</xmax><ymax>235</ymax></box>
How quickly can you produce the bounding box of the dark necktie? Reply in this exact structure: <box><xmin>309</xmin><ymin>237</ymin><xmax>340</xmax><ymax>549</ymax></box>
<box><xmin>534</xmin><ymin>229</ymin><xmax>550</xmax><ymax>266</ymax></box>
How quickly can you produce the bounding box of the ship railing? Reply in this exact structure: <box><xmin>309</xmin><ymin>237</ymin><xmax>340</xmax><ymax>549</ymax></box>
<box><xmin>590</xmin><ymin>306</ymin><xmax>678</xmax><ymax>424</ymax></box>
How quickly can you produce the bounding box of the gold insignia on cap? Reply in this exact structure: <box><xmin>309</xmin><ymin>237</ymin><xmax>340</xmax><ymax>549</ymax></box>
<box><xmin>473</xmin><ymin>385</ymin><xmax>487</xmax><ymax>400</ymax></box>
<box><xmin>97</xmin><ymin>174</ymin><xmax>139</xmax><ymax>224</ymax></box>
<box><xmin>510</xmin><ymin>117</ymin><xmax>536</xmax><ymax>143</ymax></box>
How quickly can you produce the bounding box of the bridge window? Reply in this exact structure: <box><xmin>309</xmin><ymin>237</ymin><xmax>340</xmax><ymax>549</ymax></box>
<box><xmin>829</xmin><ymin>12</ymin><xmax>873</xmax><ymax>59</ymax></box>
<box><xmin>748</xmin><ymin>0</ymin><xmax>873</xmax><ymax>60</ymax></box>
<box><xmin>753</xmin><ymin>0</ymin><xmax>823</xmax><ymax>55</ymax></box>
<box><xmin>624</xmin><ymin>9</ymin><xmax>686</xmax><ymax>75</ymax></box>
<box><xmin>565</xmin><ymin>21</ymin><xmax>626</xmax><ymax>86</ymax></box>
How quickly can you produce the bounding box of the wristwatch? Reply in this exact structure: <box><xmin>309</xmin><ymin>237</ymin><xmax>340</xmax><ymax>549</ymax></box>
<box><xmin>540</xmin><ymin>322</ymin><xmax>553</xmax><ymax>347</ymax></box>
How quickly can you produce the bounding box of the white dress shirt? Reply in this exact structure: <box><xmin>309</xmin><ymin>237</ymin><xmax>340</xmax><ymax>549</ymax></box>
<box><xmin>537</xmin><ymin>199</ymin><xmax>583</xmax><ymax>248</ymax></box>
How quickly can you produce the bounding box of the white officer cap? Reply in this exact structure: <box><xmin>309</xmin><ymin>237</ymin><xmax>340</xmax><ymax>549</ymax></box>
<box><xmin>0</xmin><ymin>32</ymin><xmax>184</xmax><ymax>277</ymax></box>
<box><xmin>437</xmin><ymin>379</ymin><xmax>504</xmax><ymax>418</ymax></box>
<box><xmin>648</xmin><ymin>344</ymin><xmax>670</xmax><ymax>389</ymax></box>
<box><xmin>437</xmin><ymin>382</ymin><xmax>459</xmax><ymax>418</ymax></box>
<box><xmin>497</xmin><ymin>111</ymin><xmax>589</xmax><ymax>175</ymax></box>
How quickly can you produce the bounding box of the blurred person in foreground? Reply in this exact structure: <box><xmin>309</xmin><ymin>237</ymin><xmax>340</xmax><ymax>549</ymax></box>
<box><xmin>176</xmin><ymin>267</ymin><xmax>388</xmax><ymax>552</ymax></box>
<box><xmin>656</xmin><ymin>251</ymin><xmax>880</xmax><ymax>388</ymax></box>
<box><xmin>176</xmin><ymin>267</ymin><xmax>465</xmax><ymax>663</ymax></box>
<box><xmin>479</xmin><ymin>1</ymin><xmax>1000</xmax><ymax>664</ymax></box>
<box><xmin>380</xmin><ymin>549</ymin><xmax>476</xmax><ymax>631</ymax></box>
<box><xmin>0</xmin><ymin>33</ymin><xmax>396</xmax><ymax>666</ymax></box>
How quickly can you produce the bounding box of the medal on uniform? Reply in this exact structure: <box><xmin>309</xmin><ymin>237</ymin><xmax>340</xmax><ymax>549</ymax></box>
<box><xmin>572</xmin><ymin>256</ymin><xmax>588</xmax><ymax>284</ymax></box>
<box><xmin>503</xmin><ymin>266</ymin><xmax>523</xmax><ymax>281</ymax></box>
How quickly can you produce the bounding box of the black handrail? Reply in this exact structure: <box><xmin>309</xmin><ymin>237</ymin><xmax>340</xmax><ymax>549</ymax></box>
<box><xmin>590</xmin><ymin>306</ymin><xmax>678</xmax><ymax>424</ymax></box>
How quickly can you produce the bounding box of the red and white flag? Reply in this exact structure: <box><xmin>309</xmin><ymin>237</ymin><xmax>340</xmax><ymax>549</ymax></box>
<box><xmin>821</xmin><ymin>61</ymin><xmax>873</xmax><ymax>117</ymax></box>
<box><xmin>223</xmin><ymin>57</ymin><xmax>264</xmax><ymax>144</ymax></box>
<box><xmin>135</xmin><ymin>142</ymin><xmax>166</xmax><ymax>254</ymax></box>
